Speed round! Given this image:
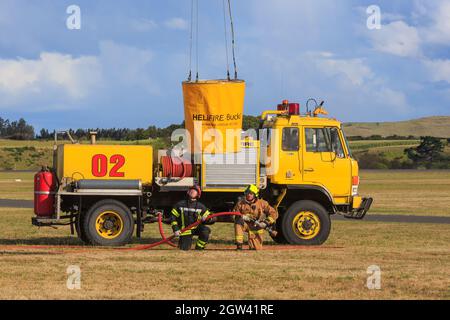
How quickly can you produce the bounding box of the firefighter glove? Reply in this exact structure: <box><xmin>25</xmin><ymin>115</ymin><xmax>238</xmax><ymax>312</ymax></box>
<box><xmin>256</xmin><ymin>221</ymin><xmax>267</xmax><ymax>229</ymax></box>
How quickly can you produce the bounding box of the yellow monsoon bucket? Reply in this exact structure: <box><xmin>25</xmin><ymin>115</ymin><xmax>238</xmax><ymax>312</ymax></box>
<box><xmin>182</xmin><ymin>80</ymin><xmax>246</xmax><ymax>154</ymax></box>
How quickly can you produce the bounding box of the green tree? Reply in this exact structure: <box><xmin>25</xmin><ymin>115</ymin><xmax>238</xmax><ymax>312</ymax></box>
<box><xmin>404</xmin><ymin>136</ymin><xmax>445</xmax><ymax>168</ymax></box>
<box><xmin>242</xmin><ymin>115</ymin><xmax>260</xmax><ymax>131</ymax></box>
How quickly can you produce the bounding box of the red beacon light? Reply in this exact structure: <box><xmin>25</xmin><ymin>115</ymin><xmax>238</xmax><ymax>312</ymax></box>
<box><xmin>288</xmin><ymin>103</ymin><xmax>300</xmax><ymax>115</ymax></box>
<box><xmin>277</xmin><ymin>99</ymin><xmax>290</xmax><ymax>111</ymax></box>
<box><xmin>276</xmin><ymin>100</ymin><xmax>300</xmax><ymax>115</ymax></box>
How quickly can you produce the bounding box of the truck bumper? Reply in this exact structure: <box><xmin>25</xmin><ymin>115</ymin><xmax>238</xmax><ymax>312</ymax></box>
<box><xmin>344</xmin><ymin>196</ymin><xmax>373</xmax><ymax>220</ymax></box>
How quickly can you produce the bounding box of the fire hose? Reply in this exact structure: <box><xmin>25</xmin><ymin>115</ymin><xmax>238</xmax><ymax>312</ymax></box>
<box><xmin>161</xmin><ymin>156</ymin><xmax>193</xmax><ymax>179</ymax></box>
<box><xmin>123</xmin><ymin>211</ymin><xmax>243</xmax><ymax>251</ymax></box>
<box><xmin>0</xmin><ymin>212</ymin><xmax>288</xmax><ymax>253</ymax></box>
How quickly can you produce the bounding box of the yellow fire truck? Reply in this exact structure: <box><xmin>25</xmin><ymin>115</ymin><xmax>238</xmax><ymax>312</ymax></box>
<box><xmin>33</xmin><ymin>97</ymin><xmax>372</xmax><ymax>247</ymax></box>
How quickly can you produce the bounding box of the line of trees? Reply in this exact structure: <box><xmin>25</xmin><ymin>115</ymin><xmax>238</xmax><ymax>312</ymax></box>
<box><xmin>356</xmin><ymin>136</ymin><xmax>450</xmax><ymax>169</ymax></box>
<box><xmin>36</xmin><ymin>116</ymin><xmax>259</xmax><ymax>141</ymax></box>
<box><xmin>38</xmin><ymin>125</ymin><xmax>185</xmax><ymax>141</ymax></box>
<box><xmin>346</xmin><ymin>134</ymin><xmax>418</xmax><ymax>141</ymax></box>
<box><xmin>0</xmin><ymin>117</ymin><xmax>35</xmax><ymax>140</ymax></box>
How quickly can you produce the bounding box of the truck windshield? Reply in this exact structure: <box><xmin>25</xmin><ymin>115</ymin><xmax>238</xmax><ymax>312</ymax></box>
<box><xmin>341</xmin><ymin>127</ymin><xmax>353</xmax><ymax>158</ymax></box>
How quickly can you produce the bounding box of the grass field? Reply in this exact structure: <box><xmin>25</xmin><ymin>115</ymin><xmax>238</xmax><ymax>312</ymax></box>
<box><xmin>0</xmin><ymin>208</ymin><xmax>449</xmax><ymax>299</ymax></box>
<box><xmin>343</xmin><ymin>116</ymin><xmax>450</xmax><ymax>138</ymax></box>
<box><xmin>2</xmin><ymin>170</ymin><xmax>450</xmax><ymax>216</ymax></box>
<box><xmin>1</xmin><ymin>138</ymin><xmax>449</xmax><ymax>299</ymax></box>
<box><xmin>1</xmin><ymin>135</ymin><xmax>449</xmax><ymax>171</ymax></box>
<box><xmin>359</xmin><ymin>170</ymin><xmax>450</xmax><ymax>216</ymax></box>
<box><xmin>0</xmin><ymin>138</ymin><xmax>161</xmax><ymax>171</ymax></box>
<box><xmin>0</xmin><ymin>169</ymin><xmax>449</xmax><ymax>299</ymax></box>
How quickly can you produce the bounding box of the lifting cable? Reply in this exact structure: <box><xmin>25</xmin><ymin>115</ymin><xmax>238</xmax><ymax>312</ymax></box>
<box><xmin>187</xmin><ymin>0</ymin><xmax>238</xmax><ymax>81</ymax></box>
<box><xmin>187</xmin><ymin>0</ymin><xmax>199</xmax><ymax>81</ymax></box>
<box><xmin>227</xmin><ymin>0</ymin><xmax>238</xmax><ymax>80</ymax></box>
<box><xmin>195</xmin><ymin>0</ymin><xmax>199</xmax><ymax>81</ymax></box>
<box><xmin>187</xmin><ymin>0</ymin><xmax>194</xmax><ymax>81</ymax></box>
<box><xmin>222</xmin><ymin>0</ymin><xmax>231</xmax><ymax>80</ymax></box>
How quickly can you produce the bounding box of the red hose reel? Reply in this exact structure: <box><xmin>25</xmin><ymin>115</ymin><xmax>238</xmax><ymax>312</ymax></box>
<box><xmin>161</xmin><ymin>156</ymin><xmax>193</xmax><ymax>178</ymax></box>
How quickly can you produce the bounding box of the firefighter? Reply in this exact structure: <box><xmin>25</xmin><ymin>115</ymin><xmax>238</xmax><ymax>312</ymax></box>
<box><xmin>170</xmin><ymin>185</ymin><xmax>214</xmax><ymax>251</ymax></box>
<box><xmin>233</xmin><ymin>184</ymin><xmax>278</xmax><ymax>250</ymax></box>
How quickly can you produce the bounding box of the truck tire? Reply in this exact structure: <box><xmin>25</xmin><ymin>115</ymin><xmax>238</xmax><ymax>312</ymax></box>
<box><xmin>82</xmin><ymin>199</ymin><xmax>134</xmax><ymax>247</ymax></box>
<box><xmin>75</xmin><ymin>214</ymin><xmax>91</xmax><ymax>245</ymax></box>
<box><xmin>281</xmin><ymin>200</ymin><xmax>331</xmax><ymax>245</ymax></box>
<box><xmin>271</xmin><ymin>215</ymin><xmax>288</xmax><ymax>244</ymax></box>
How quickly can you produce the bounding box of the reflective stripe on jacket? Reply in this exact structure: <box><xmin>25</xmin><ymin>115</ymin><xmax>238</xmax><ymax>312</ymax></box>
<box><xmin>170</xmin><ymin>199</ymin><xmax>211</xmax><ymax>235</ymax></box>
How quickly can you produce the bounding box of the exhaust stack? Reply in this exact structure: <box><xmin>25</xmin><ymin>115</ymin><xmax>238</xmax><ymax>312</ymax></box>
<box><xmin>90</xmin><ymin>131</ymin><xmax>97</xmax><ymax>145</ymax></box>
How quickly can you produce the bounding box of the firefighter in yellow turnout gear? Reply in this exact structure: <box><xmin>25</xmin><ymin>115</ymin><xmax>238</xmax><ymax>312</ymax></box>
<box><xmin>234</xmin><ymin>185</ymin><xmax>278</xmax><ymax>250</ymax></box>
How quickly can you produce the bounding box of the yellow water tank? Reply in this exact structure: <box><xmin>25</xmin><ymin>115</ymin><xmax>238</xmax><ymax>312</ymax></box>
<box><xmin>56</xmin><ymin>144</ymin><xmax>153</xmax><ymax>184</ymax></box>
<box><xmin>182</xmin><ymin>80</ymin><xmax>246</xmax><ymax>154</ymax></box>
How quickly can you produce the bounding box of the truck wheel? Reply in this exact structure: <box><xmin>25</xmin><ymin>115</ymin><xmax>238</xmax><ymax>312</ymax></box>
<box><xmin>271</xmin><ymin>215</ymin><xmax>288</xmax><ymax>244</ymax></box>
<box><xmin>83</xmin><ymin>200</ymin><xmax>134</xmax><ymax>247</ymax></box>
<box><xmin>75</xmin><ymin>214</ymin><xmax>91</xmax><ymax>245</ymax></box>
<box><xmin>281</xmin><ymin>200</ymin><xmax>331</xmax><ymax>245</ymax></box>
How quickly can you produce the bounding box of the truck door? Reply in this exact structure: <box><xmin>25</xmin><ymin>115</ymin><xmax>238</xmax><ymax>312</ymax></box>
<box><xmin>279</xmin><ymin>127</ymin><xmax>301</xmax><ymax>182</ymax></box>
<box><xmin>301</xmin><ymin>126</ymin><xmax>351</xmax><ymax>197</ymax></box>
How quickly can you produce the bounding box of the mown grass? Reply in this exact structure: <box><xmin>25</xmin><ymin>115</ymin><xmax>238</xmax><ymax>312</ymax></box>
<box><xmin>0</xmin><ymin>208</ymin><xmax>448</xmax><ymax>299</ymax></box>
<box><xmin>0</xmin><ymin>139</ymin><xmax>165</xmax><ymax>170</ymax></box>
<box><xmin>2</xmin><ymin>170</ymin><xmax>450</xmax><ymax>216</ymax></box>
<box><xmin>0</xmin><ymin>172</ymin><xmax>34</xmax><ymax>200</ymax></box>
<box><xmin>359</xmin><ymin>170</ymin><xmax>450</xmax><ymax>216</ymax></box>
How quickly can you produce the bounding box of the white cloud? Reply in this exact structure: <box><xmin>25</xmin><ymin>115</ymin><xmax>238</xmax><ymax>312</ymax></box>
<box><xmin>375</xmin><ymin>87</ymin><xmax>408</xmax><ymax>112</ymax></box>
<box><xmin>0</xmin><ymin>41</ymin><xmax>159</xmax><ymax>111</ymax></box>
<box><xmin>164</xmin><ymin>18</ymin><xmax>188</xmax><ymax>30</ymax></box>
<box><xmin>382</xmin><ymin>13</ymin><xmax>406</xmax><ymax>23</ymax></box>
<box><xmin>130</xmin><ymin>18</ymin><xmax>158</xmax><ymax>32</ymax></box>
<box><xmin>0</xmin><ymin>53</ymin><xmax>101</xmax><ymax>103</ymax></box>
<box><xmin>368</xmin><ymin>21</ymin><xmax>421</xmax><ymax>57</ymax></box>
<box><xmin>419</xmin><ymin>1</ymin><xmax>450</xmax><ymax>44</ymax></box>
<box><xmin>309</xmin><ymin>53</ymin><xmax>408</xmax><ymax>114</ymax></box>
<box><xmin>315</xmin><ymin>57</ymin><xmax>374</xmax><ymax>86</ymax></box>
<box><xmin>423</xmin><ymin>59</ymin><xmax>450</xmax><ymax>83</ymax></box>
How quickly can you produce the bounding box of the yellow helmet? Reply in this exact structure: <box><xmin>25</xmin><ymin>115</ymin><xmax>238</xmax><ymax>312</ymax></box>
<box><xmin>244</xmin><ymin>184</ymin><xmax>259</xmax><ymax>197</ymax></box>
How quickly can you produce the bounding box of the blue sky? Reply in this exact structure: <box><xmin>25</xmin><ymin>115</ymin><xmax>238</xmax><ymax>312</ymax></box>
<box><xmin>0</xmin><ymin>0</ymin><xmax>449</xmax><ymax>131</ymax></box>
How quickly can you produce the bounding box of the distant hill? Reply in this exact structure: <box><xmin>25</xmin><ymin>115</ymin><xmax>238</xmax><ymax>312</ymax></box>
<box><xmin>343</xmin><ymin>116</ymin><xmax>450</xmax><ymax>138</ymax></box>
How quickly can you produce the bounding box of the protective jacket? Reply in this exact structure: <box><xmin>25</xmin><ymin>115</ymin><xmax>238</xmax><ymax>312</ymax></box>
<box><xmin>233</xmin><ymin>197</ymin><xmax>278</xmax><ymax>250</ymax></box>
<box><xmin>170</xmin><ymin>199</ymin><xmax>212</xmax><ymax>236</ymax></box>
<box><xmin>233</xmin><ymin>198</ymin><xmax>278</xmax><ymax>227</ymax></box>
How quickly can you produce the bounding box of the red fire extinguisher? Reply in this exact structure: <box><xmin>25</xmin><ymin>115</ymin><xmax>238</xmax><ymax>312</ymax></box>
<box><xmin>34</xmin><ymin>167</ymin><xmax>56</xmax><ymax>218</ymax></box>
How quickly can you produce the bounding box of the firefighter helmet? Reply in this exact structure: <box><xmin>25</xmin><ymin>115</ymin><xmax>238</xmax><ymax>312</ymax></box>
<box><xmin>187</xmin><ymin>185</ymin><xmax>202</xmax><ymax>199</ymax></box>
<box><xmin>244</xmin><ymin>184</ymin><xmax>259</xmax><ymax>197</ymax></box>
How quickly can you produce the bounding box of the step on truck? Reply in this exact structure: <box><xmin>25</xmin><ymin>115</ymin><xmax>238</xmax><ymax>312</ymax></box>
<box><xmin>33</xmin><ymin>100</ymin><xmax>373</xmax><ymax>246</ymax></box>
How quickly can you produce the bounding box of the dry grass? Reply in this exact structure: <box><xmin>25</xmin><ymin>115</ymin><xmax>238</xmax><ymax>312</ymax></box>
<box><xmin>343</xmin><ymin>116</ymin><xmax>450</xmax><ymax>138</ymax></box>
<box><xmin>0</xmin><ymin>208</ymin><xmax>449</xmax><ymax>300</ymax></box>
<box><xmin>359</xmin><ymin>170</ymin><xmax>450</xmax><ymax>216</ymax></box>
<box><xmin>2</xmin><ymin>170</ymin><xmax>450</xmax><ymax>216</ymax></box>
